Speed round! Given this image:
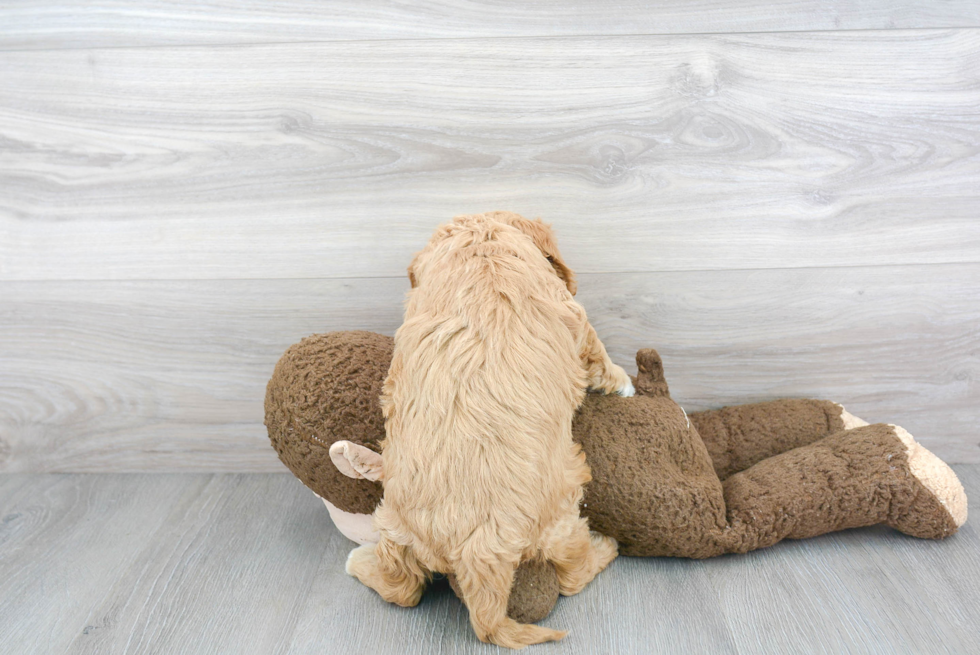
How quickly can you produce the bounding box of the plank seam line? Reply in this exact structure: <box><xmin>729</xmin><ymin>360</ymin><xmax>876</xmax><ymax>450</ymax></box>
<box><xmin>2</xmin><ymin>259</ymin><xmax>979</xmax><ymax>285</ymax></box>
<box><xmin>0</xmin><ymin>25</ymin><xmax>978</xmax><ymax>54</ymax></box>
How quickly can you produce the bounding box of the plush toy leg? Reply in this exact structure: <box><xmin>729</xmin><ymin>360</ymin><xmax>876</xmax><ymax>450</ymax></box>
<box><xmin>689</xmin><ymin>399</ymin><xmax>860</xmax><ymax>481</ymax></box>
<box><xmin>719</xmin><ymin>423</ymin><xmax>967</xmax><ymax>554</ymax></box>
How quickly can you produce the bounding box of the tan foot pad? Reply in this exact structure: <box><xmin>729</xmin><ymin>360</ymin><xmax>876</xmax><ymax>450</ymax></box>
<box><xmin>835</xmin><ymin>404</ymin><xmax>870</xmax><ymax>430</ymax></box>
<box><xmin>890</xmin><ymin>425</ymin><xmax>968</xmax><ymax>538</ymax></box>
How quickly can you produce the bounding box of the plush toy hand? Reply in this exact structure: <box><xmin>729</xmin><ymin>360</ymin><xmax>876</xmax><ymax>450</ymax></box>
<box><xmin>329</xmin><ymin>440</ymin><xmax>383</xmax><ymax>482</ymax></box>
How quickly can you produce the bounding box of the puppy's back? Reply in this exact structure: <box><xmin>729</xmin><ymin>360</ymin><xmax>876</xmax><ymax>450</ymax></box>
<box><xmin>380</xmin><ymin>218</ymin><xmax>587</xmax><ymax>562</ymax></box>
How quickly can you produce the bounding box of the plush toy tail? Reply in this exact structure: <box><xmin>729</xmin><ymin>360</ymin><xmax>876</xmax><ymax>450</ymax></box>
<box><xmin>453</xmin><ymin>555</ymin><xmax>566</xmax><ymax>649</ymax></box>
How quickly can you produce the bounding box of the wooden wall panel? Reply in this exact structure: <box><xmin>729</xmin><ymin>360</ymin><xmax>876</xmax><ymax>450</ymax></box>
<box><xmin>1</xmin><ymin>9</ymin><xmax>976</xmax><ymax>473</ymax></box>
<box><xmin>1</xmin><ymin>30</ymin><xmax>978</xmax><ymax>281</ymax></box>
<box><xmin>1</xmin><ymin>1</ymin><xmax>979</xmax><ymax>50</ymax></box>
<box><xmin>2</xmin><ymin>263</ymin><xmax>976</xmax><ymax>472</ymax></box>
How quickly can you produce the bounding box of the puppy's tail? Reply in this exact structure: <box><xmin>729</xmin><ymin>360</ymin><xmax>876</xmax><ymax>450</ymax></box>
<box><xmin>453</xmin><ymin>554</ymin><xmax>566</xmax><ymax>649</ymax></box>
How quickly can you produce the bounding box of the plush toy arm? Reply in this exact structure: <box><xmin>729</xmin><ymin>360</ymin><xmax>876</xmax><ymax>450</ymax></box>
<box><xmin>448</xmin><ymin>560</ymin><xmax>560</xmax><ymax>626</ymax></box>
<box><xmin>630</xmin><ymin>350</ymin><xmax>861</xmax><ymax>480</ymax></box>
<box><xmin>633</xmin><ymin>349</ymin><xmax>670</xmax><ymax>398</ymax></box>
<box><xmin>688</xmin><ymin>399</ymin><xmax>854</xmax><ymax>480</ymax></box>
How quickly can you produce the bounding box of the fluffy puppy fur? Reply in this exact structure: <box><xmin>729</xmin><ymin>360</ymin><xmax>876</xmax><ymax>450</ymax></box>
<box><xmin>346</xmin><ymin>212</ymin><xmax>632</xmax><ymax>649</ymax></box>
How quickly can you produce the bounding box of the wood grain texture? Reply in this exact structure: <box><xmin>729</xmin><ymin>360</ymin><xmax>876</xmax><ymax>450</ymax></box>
<box><xmin>708</xmin><ymin>464</ymin><xmax>980</xmax><ymax>654</ymax></box>
<box><xmin>1</xmin><ymin>262</ymin><xmax>977</xmax><ymax>472</ymax></box>
<box><xmin>0</xmin><ymin>474</ymin><xmax>204</xmax><ymax>653</ymax></box>
<box><xmin>1</xmin><ymin>30</ymin><xmax>978</xmax><ymax>281</ymax></box>
<box><xmin>0</xmin><ymin>277</ymin><xmax>405</xmax><ymax>473</ymax></box>
<box><xmin>2</xmin><ymin>1</ymin><xmax>979</xmax><ymax>50</ymax></box>
<box><xmin>0</xmin><ymin>470</ymin><xmax>977</xmax><ymax>654</ymax></box>
<box><xmin>64</xmin><ymin>475</ymin><xmax>338</xmax><ymax>655</ymax></box>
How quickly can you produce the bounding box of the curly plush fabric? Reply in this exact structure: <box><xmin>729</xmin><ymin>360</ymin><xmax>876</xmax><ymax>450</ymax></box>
<box><xmin>265</xmin><ymin>331</ymin><xmax>389</xmax><ymax>515</ymax></box>
<box><xmin>689</xmin><ymin>398</ymin><xmax>846</xmax><ymax>481</ymax></box>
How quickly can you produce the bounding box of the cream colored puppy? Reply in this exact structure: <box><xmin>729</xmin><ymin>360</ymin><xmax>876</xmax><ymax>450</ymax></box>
<box><xmin>346</xmin><ymin>212</ymin><xmax>632</xmax><ymax>649</ymax></box>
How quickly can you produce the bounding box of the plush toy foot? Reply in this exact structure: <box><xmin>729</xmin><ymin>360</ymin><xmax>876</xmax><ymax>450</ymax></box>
<box><xmin>828</xmin><ymin>411</ymin><xmax>967</xmax><ymax>537</ymax></box>
<box><xmin>887</xmin><ymin>425</ymin><xmax>968</xmax><ymax>539</ymax></box>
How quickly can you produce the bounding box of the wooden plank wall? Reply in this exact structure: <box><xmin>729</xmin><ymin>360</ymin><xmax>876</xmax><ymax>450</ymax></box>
<box><xmin>1</xmin><ymin>2</ymin><xmax>978</xmax><ymax>471</ymax></box>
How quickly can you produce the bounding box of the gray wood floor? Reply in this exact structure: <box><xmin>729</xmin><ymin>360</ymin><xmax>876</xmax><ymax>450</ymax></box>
<box><xmin>1</xmin><ymin>469</ymin><xmax>977</xmax><ymax>655</ymax></box>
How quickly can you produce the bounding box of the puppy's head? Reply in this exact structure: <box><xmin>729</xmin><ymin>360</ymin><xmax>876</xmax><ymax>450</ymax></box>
<box><xmin>406</xmin><ymin>220</ymin><xmax>460</xmax><ymax>290</ymax></box>
<box><xmin>495</xmin><ymin>213</ymin><xmax>577</xmax><ymax>296</ymax></box>
<box><xmin>407</xmin><ymin>212</ymin><xmax>577</xmax><ymax>295</ymax></box>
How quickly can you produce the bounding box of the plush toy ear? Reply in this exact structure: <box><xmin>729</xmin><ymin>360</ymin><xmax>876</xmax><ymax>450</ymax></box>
<box><xmin>506</xmin><ymin>216</ymin><xmax>578</xmax><ymax>296</ymax></box>
<box><xmin>329</xmin><ymin>440</ymin><xmax>384</xmax><ymax>482</ymax></box>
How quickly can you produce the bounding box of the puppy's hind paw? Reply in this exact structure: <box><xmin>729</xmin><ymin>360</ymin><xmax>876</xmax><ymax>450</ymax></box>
<box><xmin>346</xmin><ymin>543</ymin><xmax>377</xmax><ymax>578</ymax></box>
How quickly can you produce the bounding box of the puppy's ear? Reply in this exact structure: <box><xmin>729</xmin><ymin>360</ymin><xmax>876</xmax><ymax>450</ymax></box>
<box><xmin>329</xmin><ymin>440</ymin><xmax>383</xmax><ymax>482</ymax></box>
<box><xmin>510</xmin><ymin>217</ymin><xmax>577</xmax><ymax>296</ymax></box>
<box><xmin>407</xmin><ymin>251</ymin><xmax>422</xmax><ymax>289</ymax></box>
<box><xmin>545</xmin><ymin>249</ymin><xmax>577</xmax><ymax>296</ymax></box>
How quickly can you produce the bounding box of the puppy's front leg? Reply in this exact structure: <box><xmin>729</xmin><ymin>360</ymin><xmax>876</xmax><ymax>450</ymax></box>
<box><xmin>580</xmin><ymin>321</ymin><xmax>634</xmax><ymax>396</ymax></box>
<box><xmin>565</xmin><ymin>301</ymin><xmax>634</xmax><ymax>397</ymax></box>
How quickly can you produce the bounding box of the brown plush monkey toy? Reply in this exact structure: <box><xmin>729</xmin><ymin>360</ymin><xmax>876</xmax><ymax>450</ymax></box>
<box><xmin>265</xmin><ymin>331</ymin><xmax>967</xmax><ymax>623</ymax></box>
